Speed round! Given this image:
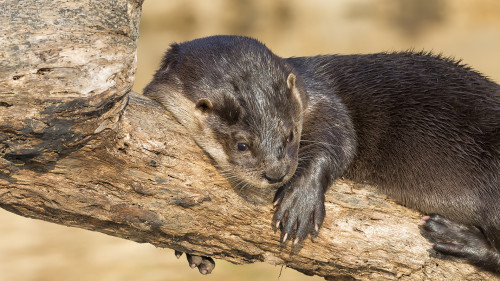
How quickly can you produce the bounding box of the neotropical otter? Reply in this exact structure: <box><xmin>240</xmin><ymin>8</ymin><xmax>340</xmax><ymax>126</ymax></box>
<box><xmin>143</xmin><ymin>35</ymin><xmax>500</xmax><ymax>274</ymax></box>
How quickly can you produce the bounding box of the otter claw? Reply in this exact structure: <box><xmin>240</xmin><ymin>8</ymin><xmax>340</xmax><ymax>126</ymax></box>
<box><xmin>273</xmin><ymin>199</ymin><xmax>281</xmax><ymax>207</ymax></box>
<box><xmin>174</xmin><ymin>250</ymin><xmax>183</xmax><ymax>259</ymax></box>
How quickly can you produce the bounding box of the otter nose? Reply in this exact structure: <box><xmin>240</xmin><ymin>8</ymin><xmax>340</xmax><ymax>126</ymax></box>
<box><xmin>263</xmin><ymin>165</ymin><xmax>290</xmax><ymax>184</ymax></box>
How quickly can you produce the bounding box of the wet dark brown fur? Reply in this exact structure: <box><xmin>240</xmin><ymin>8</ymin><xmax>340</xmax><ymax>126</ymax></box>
<box><xmin>144</xmin><ymin>35</ymin><xmax>500</xmax><ymax>274</ymax></box>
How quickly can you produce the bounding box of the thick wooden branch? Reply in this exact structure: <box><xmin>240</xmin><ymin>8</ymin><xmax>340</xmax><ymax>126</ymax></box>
<box><xmin>0</xmin><ymin>1</ymin><xmax>496</xmax><ymax>280</ymax></box>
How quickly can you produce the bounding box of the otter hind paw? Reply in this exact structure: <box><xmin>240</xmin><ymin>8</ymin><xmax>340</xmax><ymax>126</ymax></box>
<box><xmin>420</xmin><ymin>214</ymin><xmax>500</xmax><ymax>272</ymax></box>
<box><xmin>175</xmin><ymin>251</ymin><xmax>215</xmax><ymax>274</ymax></box>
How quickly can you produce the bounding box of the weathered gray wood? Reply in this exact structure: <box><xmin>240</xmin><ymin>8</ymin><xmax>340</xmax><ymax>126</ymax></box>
<box><xmin>0</xmin><ymin>1</ymin><xmax>496</xmax><ymax>280</ymax></box>
<box><xmin>0</xmin><ymin>0</ymin><xmax>140</xmax><ymax>164</ymax></box>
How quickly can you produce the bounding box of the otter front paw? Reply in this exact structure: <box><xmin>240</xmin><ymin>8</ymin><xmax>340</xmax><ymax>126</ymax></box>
<box><xmin>272</xmin><ymin>179</ymin><xmax>325</xmax><ymax>244</ymax></box>
<box><xmin>420</xmin><ymin>215</ymin><xmax>494</xmax><ymax>264</ymax></box>
<box><xmin>175</xmin><ymin>250</ymin><xmax>215</xmax><ymax>274</ymax></box>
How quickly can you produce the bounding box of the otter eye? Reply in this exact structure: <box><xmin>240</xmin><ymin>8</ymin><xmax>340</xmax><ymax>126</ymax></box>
<box><xmin>286</xmin><ymin>131</ymin><xmax>294</xmax><ymax>143</ymax></box>
<box><xmin>237</xmin><ymin>142</ymin><xmax>249</xmax><ymax>152</ymax></box>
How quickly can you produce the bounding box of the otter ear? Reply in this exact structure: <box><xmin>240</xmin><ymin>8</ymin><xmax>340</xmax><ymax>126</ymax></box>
<box><xmin>287</xmin><ymin>73</ymin><xmax>296</xmax><ymax>90</ymax></box>
<box><xmin>286</xmin><ymin>73</ymin><xmax>304</xmax><ymax>112</ymax></box>
<box><xmin>195</xmin><ymin>98</ymin><xmax>213</xmax><ymax>114</ymax></box>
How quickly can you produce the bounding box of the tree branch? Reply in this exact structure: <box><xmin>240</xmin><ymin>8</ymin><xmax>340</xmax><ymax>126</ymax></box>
<box><xmin>0</xmin><ymin>0</ymin><xmax>495</xmax><ymax>280</ymax></box>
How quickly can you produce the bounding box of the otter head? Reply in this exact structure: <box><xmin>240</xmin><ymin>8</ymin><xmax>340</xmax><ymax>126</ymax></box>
<box><xmin>144</xmin><ymin>35</ymin><xmax>307</xmax><ymax>188</ymax></box>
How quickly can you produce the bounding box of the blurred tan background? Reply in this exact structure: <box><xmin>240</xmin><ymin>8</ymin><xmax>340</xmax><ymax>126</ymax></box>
<box><xmin>1</xmin><ymin>0</ymin><xmax>499</xmax><ymax>280</ymax></box>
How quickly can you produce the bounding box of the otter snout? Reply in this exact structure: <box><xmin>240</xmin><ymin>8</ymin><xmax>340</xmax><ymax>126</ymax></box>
<box><xmin>264</xmin><ymin>173</ymin><xmax>286</xmax><ymax>184</ymax></box>
<box><xmin>263</xmin><ymin>165</ymin><xmax>290</xmax><ymax>184</ymax></box>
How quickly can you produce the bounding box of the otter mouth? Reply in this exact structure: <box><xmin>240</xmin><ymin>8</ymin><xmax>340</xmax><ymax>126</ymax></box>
<box><xmin>252</xmin><ymin>179</ymin><xmax>287</xmax><ymax>189</ymax></box>
<box><xmin>263</xmin><ymin>173</ymin><xmax>286</xmax><ymax>184</ymax></box>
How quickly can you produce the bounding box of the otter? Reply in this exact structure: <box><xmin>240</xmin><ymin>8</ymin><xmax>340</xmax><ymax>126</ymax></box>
<box><xmin>143</xmin><ymin>35</ymin><xmax>500</xmax><ymax>274</ymax></box>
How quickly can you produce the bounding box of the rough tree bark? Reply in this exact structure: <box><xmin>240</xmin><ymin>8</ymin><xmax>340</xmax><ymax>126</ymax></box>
<box><xmin>0</xmin><ymin>1</ymin><xmax>496</xmax><ymax>280</ymax></box>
